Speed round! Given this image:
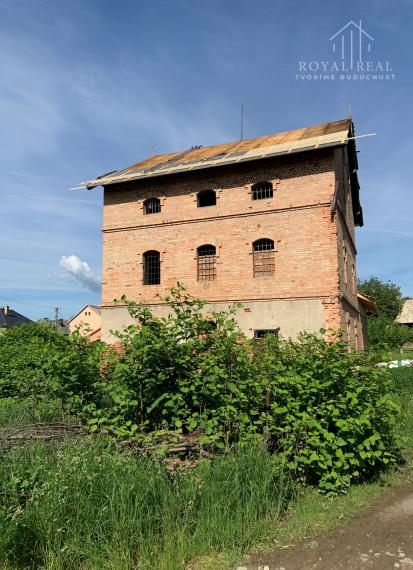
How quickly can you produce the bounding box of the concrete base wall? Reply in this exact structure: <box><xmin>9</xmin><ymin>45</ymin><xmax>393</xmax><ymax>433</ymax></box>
<box><xmin>101</xmin><ymin>298</ymin><xmax>326</xmax><ymax>344</ymax></box>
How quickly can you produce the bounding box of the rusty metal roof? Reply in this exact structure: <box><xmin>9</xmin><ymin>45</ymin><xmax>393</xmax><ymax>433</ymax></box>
<box><xmin>83</xmin><ymin>118</ymin><xmax>352</xmax><ymax>189</ymax></box>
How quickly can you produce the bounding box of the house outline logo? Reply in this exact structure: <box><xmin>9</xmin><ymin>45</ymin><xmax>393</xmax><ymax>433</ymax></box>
<box><xmin>294</xmin><ymin>19</ymin><xmax>394</xmax><ymax>81</ymax></box>
<box><xmin>329</xmin><ymin>20</ymin><xmax>374</xmax><ymax>69</ymax></box>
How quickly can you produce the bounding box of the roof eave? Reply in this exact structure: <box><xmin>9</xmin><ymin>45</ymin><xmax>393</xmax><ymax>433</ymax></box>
<box><xmin>357</xmin><ymin>292</ymin><xmax>378</xmax><ymax>314</ymax></box>
<box><xmin>85</xmin><ymin>139</ymin><xmax>348</xmax><ymax>190</ymax></box>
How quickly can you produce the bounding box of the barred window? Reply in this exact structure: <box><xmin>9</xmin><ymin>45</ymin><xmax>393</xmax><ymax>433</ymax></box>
<box><xmin>197</xmin><ymin>244</ymin><xmax>216</xmax><ymax>281</ymax></box>
<box><xmin>144</xmin><ymin>198</ymin><xmax>161</xmax><ymax>215</ymax></box>
<box><xmin>252</xmin><ymin>181</ymin><xmax>273</xmax><ymax>200</ymax></box>
<box><xmin>253</xmin><ymin>239</ymin><xmax>275</xmax><ymax>277</ymax></box>
<box><xmin>197</xmin><ymin>190</ymin><xmax>216</xmax><ymax>207</ymax></box>
<box><xmin>143</xmin><ymin>250</ymin><xmax>160</xmax><ymax>285</ymax></box>
<box><xmin>254</xmin><ymin>328</ymin><xmax>280</xmax><ymax>339</ymax></box>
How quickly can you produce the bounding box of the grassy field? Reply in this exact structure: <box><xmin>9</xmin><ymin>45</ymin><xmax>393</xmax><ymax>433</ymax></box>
<box><xmin>0</xmin><ymin>366</ymin><xmax>412</xmax><ymax>570</ymax></box>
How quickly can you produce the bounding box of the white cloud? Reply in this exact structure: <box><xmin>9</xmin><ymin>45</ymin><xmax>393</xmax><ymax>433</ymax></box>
<box><xmin>59</xmin><ymin>255</ymin><xmax>100</xmax><ymax>292</ymax></box>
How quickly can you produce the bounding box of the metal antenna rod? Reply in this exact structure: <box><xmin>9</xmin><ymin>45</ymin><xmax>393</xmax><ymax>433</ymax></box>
<box><xmin>240</xmin><ymin>102</ymin><xmax>244</xmax><ymax>140</ymax></box>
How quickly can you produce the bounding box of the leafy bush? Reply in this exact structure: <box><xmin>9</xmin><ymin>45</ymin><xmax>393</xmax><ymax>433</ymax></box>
<box><xmin>0</xmin><ymin>322</ymin><xmax>105</xmax><ymax>415</ymax></box>
<box><xmin>0</xmin><ymin>323</ymin><xmax>65</xmax><ymax>398</ymax></box>
<box><xmin>0</xmin><ymin>286</ymin><xmax>402</xmax><ymax>493</ymax></box>
<box><xmin>252</xmin><ymin>334</ymin><xmax>400</xmax><ymax>493</ymax></box>
<box><xmin>107</xmin><ymin>285</ymin><xmax>253</xmax><ymax>443</ymax></box>
<box><xmin>0</xmin><ymin>440</ymin><xmax>290</xmax><ymax>569</ymax></box>
<box><xmin>367</xmin><ymin>315</ymin><xmax>413</xmax><ymax>349</ymax></box>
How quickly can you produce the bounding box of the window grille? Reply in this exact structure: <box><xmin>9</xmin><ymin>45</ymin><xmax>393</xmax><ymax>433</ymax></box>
<box><xmin>197</xmin><ymin>244</ymin><xmax>217</xmax><ymax>281</ymax></box>
<box><xmin>144</xmin><ymin>198</ymin><xmax>161</xmax><ymax>214</ymax></box>
<box><xmin>197</xmin><ymin>190</ymin><xmax>216</xmax><ymax>207</ymax></box>
<box><xmin>252</xmin><ymin>181</ymin><xmax>273</xmax><ymax>200</ymax></box>
<box><xmin>143</xmin><ymin>250</ymin><xmax>160</xmax><ymax>285</ymax></box>
<box><xmin>254</xmin><ymin>328</ymin><xmax>280</xmax><ymax>339</ymax></box>
<box><xmin>253</xmin><ymin>239</ymin><xmax>275</xmax><ymax>277</ymax></box>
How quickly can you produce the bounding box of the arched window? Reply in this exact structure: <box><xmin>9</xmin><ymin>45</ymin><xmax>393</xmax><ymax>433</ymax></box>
<box><xmin>143</xmin><ymin>250</ymin><xmax>160</xmax><ymax>285</ymax></box>
<box><xmin>144</xmin><ymin>198</ymin><xmax>161</xmax><ymax>215</ymax></box>
<box><xmin>197</xmin><ymin>244</ymin><xmax>217</xmax><ymax>281</ymax></box>
<box><xmin>252</xmin><ymin>181</ymin><xmax>273</xmax><ymax>200</ymax></box>
<box><xmin>197</xmin><ymin>190</ymin><xmax>216</xmax><ymax>207</ymax></box>
<box><xmin>253</xmin><ymin>239</ymin><xmax>275</xmax><ymax>277</ymax></box>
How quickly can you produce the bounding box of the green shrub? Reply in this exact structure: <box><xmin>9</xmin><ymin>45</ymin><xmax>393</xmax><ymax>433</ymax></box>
<box><xmin>252</xmin><ymin>334</ymin><xmax>400</xmax><ymax>493</ymax></box>
<box><xmin>0</xmin><ymin>322</ymin><xmax>106</xmax><ymax>416</ymax></box>
<box><xmin>107</xmin><ymin>285</ymin><xmax>253</xmax><ymax>443</ymax></box>
<box><xmin>0</xmin><ymin>287</ymin><xmax>402</xmax><ymax>494</ymax></box>
<box><xmin>0</xmin><ymin>323</ymin><xmax>65</xmax><ymax>398</ymax></box>
<box><xmin>367</xmin><ymin>315</ymin><xmax>413</xmax><ymax>349</ymax></box>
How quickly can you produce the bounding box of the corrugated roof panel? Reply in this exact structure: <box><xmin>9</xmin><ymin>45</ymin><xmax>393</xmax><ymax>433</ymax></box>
<box><xmin>84</xmin><ymin>118</ymin><xmax>352</xmax><ymax>188</ymax></box>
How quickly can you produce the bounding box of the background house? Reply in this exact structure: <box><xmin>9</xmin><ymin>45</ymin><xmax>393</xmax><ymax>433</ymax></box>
<box><xmin>0</xmin><ymin>306</ymin><xmax>31</xmax><ymax>329</ymax></box>
<box><xmin>67</xmin><ymin>305</ymin><xmax>102</xmax><ymax>340</ymax></box>
<box><xmin>396</xmin><ymin>299</ymin><xmax>413</xmax><ymax>328</ymax></box>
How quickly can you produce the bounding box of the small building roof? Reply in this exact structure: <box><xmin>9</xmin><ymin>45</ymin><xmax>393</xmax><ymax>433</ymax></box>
<box><xmin>68</xmin><ymin>304</ymin><xmax>101</xmax><ymax>324</ymax></box>
<box><xmin>83</xmin><ymin>118</ymin><xmax>353</xmax><ymax>189</ymax></box>
<box><xmin>396</xmin><ymin>299</ymin><xmax>413</xmax><ymax>324</ymax></box>
<box><xmin>0</xmin><ymin>306</ymin><xmax>32</xmax><ymax>328</ymax></box>
<box><xmin>357</xmin><ymin>292</ymin><xmax>378</xmax><ymax>314</ymax></box>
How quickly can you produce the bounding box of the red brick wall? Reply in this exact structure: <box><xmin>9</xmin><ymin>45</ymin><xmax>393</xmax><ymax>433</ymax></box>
<box><xmin>333</xmin><ymin>147</ymin><xmax>363</xmax><ymax>343</ymax></box>
<box><xmin>101</xmin><ymin>148</ymin><xmax>364</xmax><ymax>345</ymax></box>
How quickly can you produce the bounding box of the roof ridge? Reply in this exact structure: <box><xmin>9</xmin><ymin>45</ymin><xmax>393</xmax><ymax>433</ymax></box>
<box><xmin>84</xmin><ymin>118</ymin><xmax>352</xmax><ymax>189</ymax></box>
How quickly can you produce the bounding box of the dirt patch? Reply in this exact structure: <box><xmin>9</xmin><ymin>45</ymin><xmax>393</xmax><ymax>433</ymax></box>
<box><xmin>244</xmin><ymin>485</ymin><xmax>413</xmax><ymax>569</ymax></box>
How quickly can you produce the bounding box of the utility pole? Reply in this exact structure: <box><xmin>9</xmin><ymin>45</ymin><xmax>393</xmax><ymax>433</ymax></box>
<box><xmin>53</xmin><ymin>307</ymin><xmax>60</xmax><ymax>329</ymax></box>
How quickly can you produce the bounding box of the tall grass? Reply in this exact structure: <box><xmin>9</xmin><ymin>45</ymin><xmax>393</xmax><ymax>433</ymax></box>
<box><xmin>389</xmin><ymin>366</ymin><xmax>413</xmax><ymax>462</ymax></box>
<box><xmin>0</xmin><ymin>397</ymin><xmax>64</xmax><ymax>427</ymax></box>
<box><xmin>0</xmin><ymin>440</ymin><xmax>291</xmax><ymax>570</ymax></box>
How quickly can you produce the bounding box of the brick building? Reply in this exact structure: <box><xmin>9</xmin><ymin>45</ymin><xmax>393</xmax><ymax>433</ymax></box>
<box><xmin>85</xmin><ymin>118</ymin><xmax>372</xmax><ymax>347</ymax></box>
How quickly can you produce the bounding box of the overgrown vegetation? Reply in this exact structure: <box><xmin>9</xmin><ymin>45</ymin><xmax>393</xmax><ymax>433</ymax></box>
<box><xmin>0</xmin><ymin>441</ymin><xmax>290</xmax><ymax>570</ymax></box>
<box><xmin>0</xmin><ymin>285</ymin><xmax>401</xmax><ymax>492</ymax></box>
<box><xmin>252</xmin><ymin>334</ymin><xmax>399</xmax><ymax>492</ymax></box>
<box><xmin>358</xmin><ymin>276</ymin><xmax>413</xmax><ymax>348</ymax></box>
<box><xmin>390</xmin><ymin>366</ymin><xmax>413</xmax><ymax>461</ymax></box>
<box><xmin>0</xmin><ymin>284</ymin><xmax>409</xmax><ymax>568</ymax></box>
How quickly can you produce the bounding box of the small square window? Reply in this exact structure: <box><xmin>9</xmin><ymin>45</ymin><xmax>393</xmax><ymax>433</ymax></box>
<box><xmin>197</xmin><ymin>190</ymin><xmax>216</xmax><ymax>207</ymax></box>
<box><xmin>144</xmin><ymin>198</ymin><xmax>161</xmax><ymax>214</ymax></box>
<box><xmin>252</xmin><ymin>182</ymin><xmax>273</xmax><ymax>200</ymax></box>
<box><xmin>254</xmin><ymin>328</ymin><xmax>280</xmax><ymax>339</ymax></box>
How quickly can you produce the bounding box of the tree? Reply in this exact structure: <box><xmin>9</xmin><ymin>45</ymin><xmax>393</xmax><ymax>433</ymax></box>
<box><xmin>358</xmin><ymin>276</ymin><xmax>405</xmax><ymax>320</ymax></box>
<box><xmin>358</xmin><ymin>277</ymin><xmax>411</xmax><ymax>348</ymax></box>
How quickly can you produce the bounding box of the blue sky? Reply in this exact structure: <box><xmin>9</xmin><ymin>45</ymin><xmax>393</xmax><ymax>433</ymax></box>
<box><xmin>1</xmin><ymin>0</ymin><xmax>412</xmax><ymax>320</ymax></box>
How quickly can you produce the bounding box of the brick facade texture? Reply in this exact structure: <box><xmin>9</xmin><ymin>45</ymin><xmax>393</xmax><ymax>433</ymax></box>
<box><xmin>101</xmin><ymin>147</ymin><xmax>365</xmax><ymax>347</ymax></box>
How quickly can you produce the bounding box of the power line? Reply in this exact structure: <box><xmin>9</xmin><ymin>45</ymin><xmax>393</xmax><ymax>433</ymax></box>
<box><xmin>0</xmin><ymin>295</ymin><xmax>63</xmax><ymax>312</ymax></box>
